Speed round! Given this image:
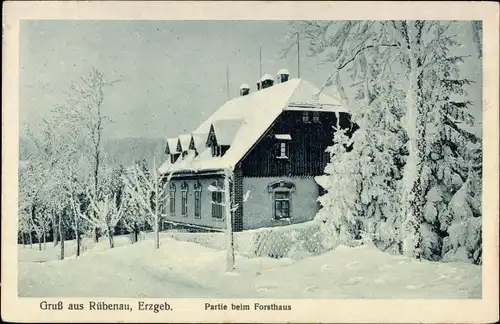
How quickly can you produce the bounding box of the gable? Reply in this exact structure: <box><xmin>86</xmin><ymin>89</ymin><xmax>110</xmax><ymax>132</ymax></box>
<box><xmin>206</xmin><ymin>124</ymin><xmax>219</xmax><ymax>147</ymax></box>
<box><xmin>240</xmin><ymin>110</ymin><xmax>352</xmax><ymax>177</ymax></box>
<box><xmin>188</xmin><ymin>136</ymin><xmax>196</xmax><ymax>150</ymax></box>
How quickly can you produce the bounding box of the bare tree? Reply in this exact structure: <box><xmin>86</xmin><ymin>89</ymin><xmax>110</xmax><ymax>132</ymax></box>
<box><xmin>52</xmin><ymin>67</ymin><xmax>120</xmax><ymax>243</ymax></box>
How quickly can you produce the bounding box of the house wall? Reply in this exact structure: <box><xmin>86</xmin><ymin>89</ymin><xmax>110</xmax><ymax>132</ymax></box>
<box><xmin>242</xmin><ymin>176</ymin><xmax>319</xmax><ymax>230</ymax></box>
<box><xmin>241</xmin><ymin>111</ymin><xmax>354</xmax><ymax>178</ymax></box>
<box><xmin>163</xmin><ymin>176</ymin><xmax>226</xmax><ymax>230</ymax></box>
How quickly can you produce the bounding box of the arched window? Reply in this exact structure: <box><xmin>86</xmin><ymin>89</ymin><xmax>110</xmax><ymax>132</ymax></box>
<box><xmin>169</xmin><ymin>183</ymin><xmax>176</xmax><ymax>216</ymax></box>
<box><xmin>267</xmin><ymin>181</ymin><xmax>295</xmax><ymax>220</ymax></box>
<box><xmin>181</xmin><ymin>182</ymin><xmax>188</xmax><ymax>217</ymax></box>
<box><xmin>194</xmin><ymin>181</ymin><xmax>202</xmax><ymax>219</ymax></box>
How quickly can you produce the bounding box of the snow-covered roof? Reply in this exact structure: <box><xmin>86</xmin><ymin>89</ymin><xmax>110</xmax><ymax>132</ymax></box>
<box><xmin>159</xmin><ymin>78</ymin><xmax>348</xmax><ymax>175</ymax></box>
<box><xmin>178</xmin><ymin>134</ymin><xmax>192</xmax><ymax>152</ymax></box>
<box><xmin>191</xmin><ymin>133</ymin><xmax>208</xmax><ymax>153</ymax></box>
<box><xmin>240</xmin><ymin>83</ymin><xmax>250</xmax><ymax>89</ymax></box>
<box><xmin>165</xmin><ymin>138</ymin><xmax>180</xmax><ymax>154</ymax></box>
<box><xmin>275</xmin><ymin>134</ymin><xmax>292</xmax><ymax>140</ymax></box>
<box><xmin>261</xmin><ymin>73</ymin><xmax>273</xmax><ymax>82</ymax></box>
<box><xmin>211</xmin><ymin>118</ymin><xmax>245</xmax><ymax>146</ymax></box>
<box><xmin>277</xmin><ymin>68</ymin><xmax>290</xmax><ymax>75</ymax></box>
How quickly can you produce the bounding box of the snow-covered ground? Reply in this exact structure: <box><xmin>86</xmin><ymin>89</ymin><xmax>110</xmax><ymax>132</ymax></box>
<box><xmin>18</xmin><ymin>234</ymin><xmax>481</xmax><ymax>298</ymax></box>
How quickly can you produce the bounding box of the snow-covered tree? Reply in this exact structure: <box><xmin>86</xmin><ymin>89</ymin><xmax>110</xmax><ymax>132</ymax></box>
<box><xmin>85</xmin><ymin>190</ymin><xmax>126</xmax><ymax>249</ymax></box>
<box><xmin>124</xmin><ymin>157</ymin><xmax>173</xmax><ymax>249</ymax></box>
<box><xmin>291</xmin><ymin>20</ymin><xmax>481</xmax><ymax>263</ymax></box>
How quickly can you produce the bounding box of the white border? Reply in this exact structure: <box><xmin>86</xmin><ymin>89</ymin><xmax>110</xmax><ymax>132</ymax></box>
<box><xmin>2</xmin><ymin>1</ymin><xmax>499</xmax><ymax>323</ymax></box>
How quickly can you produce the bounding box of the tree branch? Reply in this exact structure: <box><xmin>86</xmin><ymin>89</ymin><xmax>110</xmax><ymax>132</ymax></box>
<box><xmin>444</xmin><ymin>115</ymin><xmax>481</xmax><ymax>144</ymax></box>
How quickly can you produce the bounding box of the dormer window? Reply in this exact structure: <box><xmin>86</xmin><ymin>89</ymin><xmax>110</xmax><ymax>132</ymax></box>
<box><xmin>302</xmin><ymin>111</ymin><xmax>310</xmax><ymax>123</ymax></box>
<box><xmin>170</xmin><ymin>153</ymin><xmax>180</xmax><ymax>164</ymax></box>
<box><xmin>312</xmin><ymin>111</ymin><xmax>320</xmax><ymax>123</ymax></box>
<box><xmin>212</xmin><ymin>144</ymin><xmax>221</xmax><ymax>157</ymax></box>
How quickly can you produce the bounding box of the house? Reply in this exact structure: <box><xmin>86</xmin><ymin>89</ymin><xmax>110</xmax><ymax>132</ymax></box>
<box><xmin>158</xmin><ymin>70</ymin><xmax>355</xmax><ymax>232</ymax></box>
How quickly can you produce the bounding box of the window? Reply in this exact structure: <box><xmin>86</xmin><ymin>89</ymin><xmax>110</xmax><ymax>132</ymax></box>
<box><xmin>211</xmin><ymin>180</ymin><xmax>223</xmax><ymax>219</ymax></box>
<box><xmin>181</xmin><ymin>182</ymin><xmax>188</xmax><ymax>217</ymax></box>
<box><xmin>312</xmin><ymin>111</ymin><xmax>320</xmax><ymax>123</ymax></box>
<box><xmin>211</xmin><ymin>144</ymin><xmax>221</xmax><ymax>157</ymax></box>
<box><xmin>169</xmin><ymin>183</ymin><xmax>176</xmax><ymax>216</ymax></box>
<box><xmin>277</xmin><ymin>142</ymin><xmax>288</xmax><ymax>158</ymax></box>
<box><xmin>268</xmin><ymin>180</ymin><xmax>295</xmax><ymax>220</ymax></box>
<box><xmin>194</xmin><ymin>182</ymin><xmax>202</xmax><ymax>219</ymax></box>
<box><xmin>274</xmin><ymin>191</ymin><xmax>291</xmax><ymax>220</ymax></box>
<box><xmin>302</xmin><ymin>111</ymin><xmax>310</xmax><ymax>123</ymax></box>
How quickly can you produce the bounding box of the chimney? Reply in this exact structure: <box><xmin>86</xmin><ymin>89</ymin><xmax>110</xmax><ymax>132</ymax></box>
<box><xmin>240</xmin><ymin>84</ymin><xmax>250</xmax><ymax>96</ymax></box>
<box><xmin>260</xmin><ymin>73</ymin><xmax>274</xmax><ymax>89</ymax></box>
<box><xmin>276</xmin><ymin>68</ymin><xmax>290</xmax><ymax>83</ymax></box>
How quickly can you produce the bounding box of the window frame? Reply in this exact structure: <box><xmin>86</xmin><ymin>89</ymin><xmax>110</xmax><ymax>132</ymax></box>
<box><xmin>302</xmin><ymin>111</ymin><xmax>310</xmax><ymax>123</ymax></box>
<box><xmin>274</xmin><ymin>190</ymin><xmax>291</xmax><ymax>220</ymax></box>
<box><xmin>276</xmin><ymin>141</ymin><xmax>289</xmax><ymax>159</ymax></box>
<box><xmin>267</xmin><ymin>181</ymin><xmax>295</xmax><ymax>221</ymax></box>
<box><xmin>181</xmin><ymin>182</ymin><xmax>188</xmax><ymax>217</ymax></box>
<box><xmin>211</xmin><ymin>180</ymin><xmax>224</xmax><ymax>220</ymax></box>
<box><xmin>194</xmin><ymin>182</ymin><xmax>202</xmax><ymax>219</ymax></box>
<box><xmin>312</xmin><ymin>111</ymin><xmax>320</xmax><ymax>123</ymax></box>
<box><xmin>169</xmin><ymin>183</ymin><xmax>176</xmax><ymax>216</ymax></box>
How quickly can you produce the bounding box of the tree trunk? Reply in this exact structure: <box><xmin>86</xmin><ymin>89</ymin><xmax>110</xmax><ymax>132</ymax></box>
<box><xmin>154</xmin><ymin>171</ymin><xmax>160</xmax><ymax>250</ymax></box>
<box><xmin>401</xmin><ymin>21</ymin><xmax>425</xmax><ymax>259</ymax></box>
<box><xmin>59</xmin><ymin>214</ymin><xmax>65</xmax><ymax>260</ymax></box>
<box><xmin>52</xmin><ymin>212</ymin><xmax>59</xmax><ymax>246</ymax></box>
<box><xmin>53</xmin><ymin>219</ymin><xmax>59</xmax><ymax>246</ymax></box>
<box><xmin>37</xmin><ymin>228</ymin><xmax>42</xmax><ymax>251</ymax></box>
<box><xmin>43</xmin><ymin>230</ymin><xmax>46</xmax><ymax>250</ymax></box>
<box><xmin>132</xmin><ymin>224</ymin><xmax>139</xmax><ymax>243</ymax></box>
<box><xmin>29</xmin><ymin>231</ymin><xmax>33</xmax><ymax>249</ymax></box>
<box><xmin>108</xmin><ymin>225</ymin><xmax>114</xmax><ymax>248</ymax></box>
<box><xmin>93</xmin><ymin>122</ymin><xmax>102</xmax><ymax>243</ymax></box>
<box><xmin>224</xmin><ymin>173</ymin><xmax>235</xmax><ymax>272</ymax></box>
<box><xmin>74</xmin><ymin>215</ymin><xmax>81</xmax><ymax>257</ymax></box>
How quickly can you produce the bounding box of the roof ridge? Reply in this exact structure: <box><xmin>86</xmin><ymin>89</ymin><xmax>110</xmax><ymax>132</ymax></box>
<box><xmin>284</xmin><ymin>78</ymin><xmax>304</xmax><ymax>107</ymax></box>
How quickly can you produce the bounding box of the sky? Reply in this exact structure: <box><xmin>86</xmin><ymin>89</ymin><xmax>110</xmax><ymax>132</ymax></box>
<box><xmin>19</xmin><ymin>20</ymin><xmax>482</xmax><ymax>140</ymax></box>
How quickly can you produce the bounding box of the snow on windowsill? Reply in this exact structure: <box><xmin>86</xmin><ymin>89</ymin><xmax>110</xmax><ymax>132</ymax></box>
<box><xmin>276</xmin><ymin>156</ymin><xmax>289</xmax><ymax>160</ymax></box>
<box><xmin>275</xmin><ymin>134</ymin><xmax>292</xmax><ymax>140</ymax></box>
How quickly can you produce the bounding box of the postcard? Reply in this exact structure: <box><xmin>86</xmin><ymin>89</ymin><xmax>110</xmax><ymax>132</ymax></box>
<box><xmin>2</xmin><ymin>1</ymin><xmax>498</xmax><ymax>323</ymax></box>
